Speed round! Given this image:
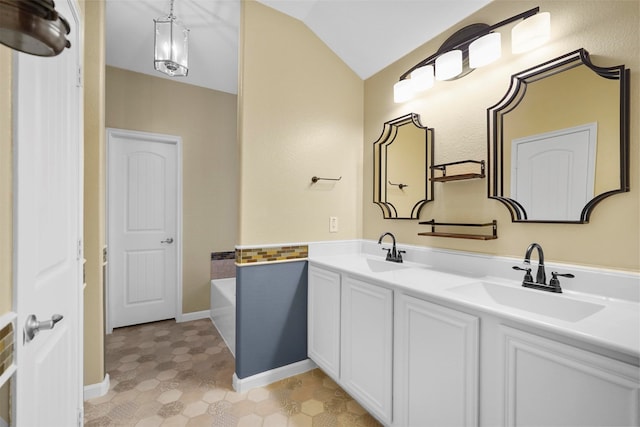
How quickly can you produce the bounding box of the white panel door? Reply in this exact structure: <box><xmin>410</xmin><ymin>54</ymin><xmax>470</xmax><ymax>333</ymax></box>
<box><xmin>108</xmin><ymin>129</ymin><xmax>180</xmax><ymax>329</ymax></box>
<box><xmin>14</xmin><ymin>0</ymin><xmax>83</xmax><ymax>424</ymax></box>
<box><xmin>394</xmin><ymin>294</ymin><xmax>479</xmax><ymax>427</ymax></box>
<box><xmin>511</xmin><ymin>123</ymin><xmax>597</xmax><ymax>220</ymax></box>
<box><xmin>341</xmin><ymin>276</ymin><xmax>393</xmax><ymax>425</ymax></box>
<box><xmin>308</xmin><ymin>265</ymin><xmax>341</xmax><ymax>380</ymax></box>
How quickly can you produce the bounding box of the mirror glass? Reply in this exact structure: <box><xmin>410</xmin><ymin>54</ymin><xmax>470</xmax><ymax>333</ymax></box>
<box><xmin>373</xmin><ymin>113</ymin><xmax>434</xmax><ymax>219</ymax></box>
<box><xmin>488</xmin><ymin>49</ymin><xmax>629</xmax><ymax>223</ymax></box>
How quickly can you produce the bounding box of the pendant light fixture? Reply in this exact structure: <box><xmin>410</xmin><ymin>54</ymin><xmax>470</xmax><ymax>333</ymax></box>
<box><xmin>154</xmin><ymin>0</ymin><xmax>190</xmax><ymax>77</ymax></box>
<box><xmin>0</xmin><ymin>0</ymin><xmax>71</xmax><ymax>56</ymax></box>
<box><xmin>394</xmin><ymin>7</ymin><xmax>551</xmax><ymax>103</ymax></box>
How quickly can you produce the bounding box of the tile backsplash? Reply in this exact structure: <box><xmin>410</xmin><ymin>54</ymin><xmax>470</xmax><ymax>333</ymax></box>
<box><xmin>0</xmin><ymin>322</ymin><xmax>13</xmax><ymax>380</ymax></box>
<box><xmin>211</xmin><ymin>251</ymin><xmax>236</xmax><ymax>279</ymax></box>
<box><xmin>235</xmin><ymin>245</ymin><xmax>308</xmax><ymax>265</ymax></box>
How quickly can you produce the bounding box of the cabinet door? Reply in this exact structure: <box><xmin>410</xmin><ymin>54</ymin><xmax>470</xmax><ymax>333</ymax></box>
<box><xmin>501</xmin><ymin>326</ymin><xmax>640</xmax><ymax>427</ymax></box>
<box><xmin>308</xmin><ymin>265</ymin><xmax>341</xmax><ymax>380</ymax></box>
<box><xmin>341</xmin><ymin>276</ymin><xmax>393</xmax><ymax>425</ymax></box>
<box><xmin>395</xmin><ymin>293</ymin><xmax>479</xmax><ymax>427</ymax></box>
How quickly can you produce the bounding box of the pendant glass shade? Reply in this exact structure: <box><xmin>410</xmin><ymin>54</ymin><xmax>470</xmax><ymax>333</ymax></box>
<box><xmin>393</xmin><ymin>79</ymin><xmax>414</xmax><ymax>103</ymax></box>
<box><xmin>435</xmin><ymin>49</ymin><xmax>462</xmax><ymax>81</ymax></box>
<box><xmin>410</xmin><ymin>65</ymin><xmax>434</xmax><ymax>92</ymax></box>
<box><xmin>512</xmin><ymin>12</ymin><xmax>550</xmax><ymax>54</ymax></box>
<box><xmin>469</xmin><ymin>33</ymin><xmax>502</xmax><ymax>68</ymax></box>
<box><xmin>154</xmin><ymin>14</ymin><xmax>189</xmax><ymax>77</ymax></box>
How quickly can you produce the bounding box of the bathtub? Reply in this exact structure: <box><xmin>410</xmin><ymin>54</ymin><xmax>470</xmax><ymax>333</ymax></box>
<box><xmin>210</xmin><ymin>278</ymin><xmax>236</xmax><ymax>357</ymax></box>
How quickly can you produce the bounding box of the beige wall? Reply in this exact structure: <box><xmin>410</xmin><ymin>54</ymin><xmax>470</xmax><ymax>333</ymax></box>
<box><xmin>106</xmin><ymin>67</ymin><xmax>238</xmax><ymax>313</ymax></box>
<box><xmin>238</xmin><ymin>1</ymin><xmax>364</xmax><ymax>245</ymax></box>
<box><xmin>0</xmin><ymin>46</ymin><xmax>12</xmax><ymax>315</ymax></box>
<box><xmin>363</xmin><ymin>0</ymin><xmax>639</xmax><ymax>271</ymax></box>
<box><xmin>83</xmin><ymin>0</ymin><xmax>106</xmax><ymax>386</ymax></box>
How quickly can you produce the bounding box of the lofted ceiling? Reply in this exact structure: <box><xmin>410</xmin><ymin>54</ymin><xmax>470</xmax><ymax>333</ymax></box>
<box><xmin>105</xmin><ymin>0</ymin><xmax>492</xmax><ymax>95</ymax></box>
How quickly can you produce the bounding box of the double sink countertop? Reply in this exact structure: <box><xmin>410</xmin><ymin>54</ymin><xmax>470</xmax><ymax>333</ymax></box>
<box><xmin>308</xmin><ymin>241</ymin><xmax>640</xmax><ymax>363</ymax></box>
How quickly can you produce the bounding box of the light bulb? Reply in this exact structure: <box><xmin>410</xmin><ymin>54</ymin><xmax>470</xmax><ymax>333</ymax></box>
<box><xmin>512</xmin><ymin>12</ymin><xmax>550</xmax><ymax>54</ymax></box>
<box><xmin>410</xmin><ymin>65</ymin><xmax>434</xmax><ymax>92</ymax></box>
<box><xmin>435</xmin><ymin>50</ymin><xmax>462</xmax><ymax>81</ymax></box>
<box><xmin>393</xmin><ymin>79</ymin><xmax>414</xmax><ymax>103</ymax></box>
<box><xmin>469</xmin><ymin>33</ymin><xmax>502</xmax><ymax>68</ymax></box>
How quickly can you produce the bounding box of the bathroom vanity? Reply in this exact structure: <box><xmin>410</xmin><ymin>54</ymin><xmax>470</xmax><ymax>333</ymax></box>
<box><xmin>308</xmin><ymin>241</ymin><xmax>640</xmax><ymax>427</ymax></box>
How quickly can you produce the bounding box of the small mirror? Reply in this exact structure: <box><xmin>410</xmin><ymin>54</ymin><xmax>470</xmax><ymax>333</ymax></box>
<box><xmin>488</xmin><ymin>49</ymin><xmax>630</xmax><ymax>223</ymax></box>
<box><xmin>373</xmin><ymin>113</ymin><xmax>434</xmax><ymax>219</ymax></box>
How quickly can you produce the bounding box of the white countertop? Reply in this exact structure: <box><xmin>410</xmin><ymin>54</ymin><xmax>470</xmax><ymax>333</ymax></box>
<box><xmin>309</xmin><ymin>252</ymin><xmax>640</xmax><ymax>361</ymax></box>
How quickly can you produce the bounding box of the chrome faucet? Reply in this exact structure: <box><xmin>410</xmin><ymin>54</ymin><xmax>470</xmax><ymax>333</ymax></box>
<box><xmin>512</xmin><ymin>242</ymin><xmax>573</xmax><ymax>293</ymax></box>
<box><xmin>377</xmin><ymin>232</ymin><xmax>405</xmax><ymax>263</ymax></box>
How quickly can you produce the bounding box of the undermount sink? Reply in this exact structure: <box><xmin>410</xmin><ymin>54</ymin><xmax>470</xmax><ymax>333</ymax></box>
<box><xmin>364</xmin><ymin>258</ymin><xmax>408</xmax><ymax>273</ymax></box>
<box><xmin>448</xmin><ymin>281</ymin><xmax>605</xmax><ymax>322</ymax></box>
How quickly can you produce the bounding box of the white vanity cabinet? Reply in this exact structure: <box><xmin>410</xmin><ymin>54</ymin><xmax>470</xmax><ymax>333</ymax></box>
<box><xmin>308</xmin><ymin>265</ymin><xmax>341</xmax><ymax>380</ymax></box>
<box><xmin>497</xmin><ymin>326</ymin><xmax>640</xmax><ymax>427</ymax></box>
<box><xmin>394</xmin><ymin>292</ymin><xmax>479</xmax><ymax>427</ymax></box>
<box><xmin>341</xmin><ymin>275</ymin><xmax>393</xmax><ymax>425</ymax></box>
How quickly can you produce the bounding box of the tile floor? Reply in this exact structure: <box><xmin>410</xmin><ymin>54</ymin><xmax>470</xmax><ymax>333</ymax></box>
<box><xmin>84</xmin><ymin>319</ymin><xmax>382</xmax><ymax>427</ymax></box>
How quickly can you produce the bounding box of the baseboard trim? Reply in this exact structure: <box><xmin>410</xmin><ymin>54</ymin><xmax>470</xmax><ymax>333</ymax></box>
<box><xmin>84</xmin><ymin>373</ymin><xmax>110</xmax><ymax>401</ymax></box>
<box><xmin>232</xmin><ymin>359</ymin><xmax>317</xmax><ymax>393</ymax></box>
<box><xmin>178</xmin><ymin>310</ymin><xmax>210</xmax><ymax>323</ymax></box>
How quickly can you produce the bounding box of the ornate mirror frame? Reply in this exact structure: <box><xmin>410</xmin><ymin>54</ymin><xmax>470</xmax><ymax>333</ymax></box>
<box><xmin>373</xmin><ymin>113</ymin><xmax>434</xmax><ymax>219</ymax></box>
<box><xmin>488</xmin><ymin>49</ymin><xmax>630</xmax><ymax>223</ymax></box>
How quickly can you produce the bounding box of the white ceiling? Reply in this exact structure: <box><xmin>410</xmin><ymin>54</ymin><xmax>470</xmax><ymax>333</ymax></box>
<box><xmin>106</xmin><ymin>0</ymin><xmax>492</xmax><ymax>95</ymax></box>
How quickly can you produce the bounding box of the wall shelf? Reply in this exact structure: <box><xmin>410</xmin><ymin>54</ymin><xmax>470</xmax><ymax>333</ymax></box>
<box><xmin>418</xmin><ymin>219</ymin><xmax>497</xmax><ymax>240</ymax></box>
<box><xmin>431</xmin><ymin>160</ymin><xmax>485</xmax><ymax>182</ymax></box>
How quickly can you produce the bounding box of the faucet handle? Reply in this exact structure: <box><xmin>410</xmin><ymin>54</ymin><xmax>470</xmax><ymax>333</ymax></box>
<box><xmin>381</xmin><ymin>247</ymin><xmax>392</xmax><ymax>260</ymax></box>
<box><xmin>550</xmin><ymin>271</ymin><xmax>574</xmax><ymax>285</ymax></box>
<box><xmin>513</xmin><ymin>265</ymin><xmax>533</xmax><ymax>283</ymax></box>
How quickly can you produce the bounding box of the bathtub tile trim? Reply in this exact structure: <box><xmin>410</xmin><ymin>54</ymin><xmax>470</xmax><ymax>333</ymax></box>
<box><xmin>235</xmin><ymin>244</ymin><xmax>308</xmax><ymax>265</ymax></box>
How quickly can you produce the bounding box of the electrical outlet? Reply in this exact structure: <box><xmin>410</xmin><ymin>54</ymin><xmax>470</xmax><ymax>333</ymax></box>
<box><xmin>329</xmin><ymin>216</ymin><xmax>338</xmax><ymax>233</ymax></box>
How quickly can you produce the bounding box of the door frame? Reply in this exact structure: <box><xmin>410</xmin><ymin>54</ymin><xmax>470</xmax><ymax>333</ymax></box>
<box><xmin>105</xmin><ymin>128</ymin><xmax>183</xmax><ymax>333</ymax></box>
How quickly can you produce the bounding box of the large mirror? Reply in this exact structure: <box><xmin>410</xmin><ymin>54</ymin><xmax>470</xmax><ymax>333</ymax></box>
<box><xmin>373</xmin><ymin>113</ymin><xmax>434</xmax><ymax>219</ymax></box>
<box><xmin>488</xmin><ymin>49</ymin><xmax>630</xmax><ymax>223</ymax></box>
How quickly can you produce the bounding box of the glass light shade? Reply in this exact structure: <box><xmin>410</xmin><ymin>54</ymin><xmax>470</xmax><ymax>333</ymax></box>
<box><xmin>435</xmin><ymin>50</ymin><xmax>462</xmax><ymax>81</ymax></box>
<box><xmin>410</xmin><ymin>65</ymin><xmax>434</xmax><ymax>92</ymax></box>
<box><xmin>512</xmin><ymin>12</ymin><xmax>550</xmax><ymax>54</ymax></box>
<box><xmin>154</xmin><ymin>16</ymin><xmax>189</xmax><ymax>77</ymax></box>
<box><xmin>393</xmin><ymin>79</ymin><xmax>414</xmax><ymax>103</ymax></box>
<box><xmin>469</xmin><ymin>33</ymin><xmax>502</xmax><ymax>68</ymax></box>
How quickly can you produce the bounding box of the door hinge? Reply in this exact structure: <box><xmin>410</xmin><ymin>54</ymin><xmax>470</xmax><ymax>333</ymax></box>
<box><xmin>77</xmin><ymin>66</ymin><xmax>82</xmax><ymax>87</ymax></box>
<box><xmin>78</xmin><ymin>408</ymin><xmax>84</xmax><ymax>426</ymax></box>
<box><xmin>78</xmin><ymin>239</ymin><xmax>83</xmax><ymax>260</ymax></box>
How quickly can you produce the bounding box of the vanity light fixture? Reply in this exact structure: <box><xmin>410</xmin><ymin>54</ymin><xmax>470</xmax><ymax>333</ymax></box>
<box><xmin>394</xmin><ymin>7</ymin><xmax>550</xmax><ymax>103</ymax></box>
<box><xmin>154</xmin><ymin>0</ymin><xmax>190</xmax><ymax>77</ymax></box>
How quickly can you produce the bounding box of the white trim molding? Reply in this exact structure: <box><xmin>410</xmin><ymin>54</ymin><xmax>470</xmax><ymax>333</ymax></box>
<box><xmin>83</xmin><ymin>374</ymin><xmax>110</xmax><ymax>401</ymax></box>
<box><xmin>232</xmin><ymin>359</ymin><xmax>317</xmax><ymax>393</ymax></box>
<box><xmin>178</xmin><ymin>310</ymin><xmax>211</xmax><ymax>323</ymax></box>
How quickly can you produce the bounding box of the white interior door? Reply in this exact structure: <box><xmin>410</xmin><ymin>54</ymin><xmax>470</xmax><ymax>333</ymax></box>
<box><xmin>14</xmin><ymin>0</ymin><xmax>83</xmax><ymax>425</ymax></box>
<box><xmin>107</xmin><ymin>129</ymin><xmax>181</xmax><ymax>331</ymax></box>
<box><xmin>511</xmin><ymin>123</ymin><xmax>597</xmax><ymax>221</ymax></box>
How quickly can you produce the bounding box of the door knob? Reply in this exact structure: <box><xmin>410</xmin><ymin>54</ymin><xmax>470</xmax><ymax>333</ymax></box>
<box><xmin>24</xmin><ymin>314</ymin><xmax>63</xmax><ymax>343</ymax></box>
<box><xmin>161</xmin><ymin>237</ymin><xmax>174</xmax><ymax>244</ymax></box>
